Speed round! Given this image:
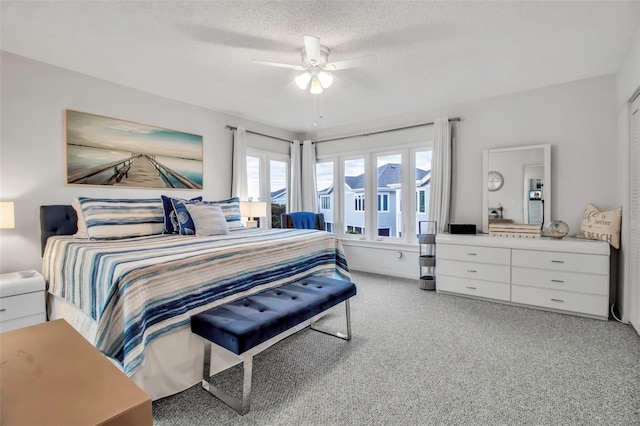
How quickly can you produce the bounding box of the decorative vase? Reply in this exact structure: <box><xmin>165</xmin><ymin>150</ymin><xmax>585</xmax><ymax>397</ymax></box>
<box><xmin>545</xmin><ymin>220</ymin><xmax>569</xmax><ymax>239</ymax></box>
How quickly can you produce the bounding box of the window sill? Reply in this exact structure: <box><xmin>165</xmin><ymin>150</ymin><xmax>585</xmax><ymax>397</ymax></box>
<box><xmin>339</xmin><ymin>238</ymin><xmax>419</xmax><ymax>253</ymax></box>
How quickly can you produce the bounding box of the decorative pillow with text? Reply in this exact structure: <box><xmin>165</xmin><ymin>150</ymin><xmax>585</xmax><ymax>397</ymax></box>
<box><xmin>574</xmin><ymin>203</ymin><xmax>622</xmax><ymax>249</ymax></box>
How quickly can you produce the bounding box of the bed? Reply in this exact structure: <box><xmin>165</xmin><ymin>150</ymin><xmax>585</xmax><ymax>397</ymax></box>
<box><xmin>40</xmin><ymin>202</ymin><xmax>350</xmax><ymax>400</ymax></box>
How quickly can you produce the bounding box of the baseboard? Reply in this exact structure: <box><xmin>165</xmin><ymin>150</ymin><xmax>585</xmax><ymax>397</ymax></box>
<box><xmin>349</xmin><ymin>267</ymin><xmax>415</xmax><ymax>280</ymax></box>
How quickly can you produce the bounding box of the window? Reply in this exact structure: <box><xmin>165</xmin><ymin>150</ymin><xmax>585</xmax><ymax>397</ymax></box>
<box><xmin>246</xmin><ymin>156</ymin><xmax>261</xmax><ymax>202</ymax></box>
<box><xmin>377</xmin><ymin>154</ymin><xmax>401</xmax><ymax>238</ymax></box>
<box><xmin>377</xmin><ymin>194</ymin><xmax>389</xmax><ymax>211</ymax></box>
<box><xmin>246</xmin><ymin>150</ymin><xmax>289</xmax><ymax>228</ymax></box>
<box><xmin>317</xmin><ymin>142</ymin><xmax>432</xmax><ymax>243</ymax></box>
<box><xmin>315</xmin><ymin>161</ymin><xmax>334</xmax><ymax>232</ymax></box>
<box><xmin>320</xmin><ymin>195</ymin><xmax>331</xmax><ymax>210</ymax></box>
<box><xmin>416</xmin><ymin>190</ymin><xmax>426</xmax><ymax>213</ymax></box>
<box><xmin>343</xmin><ymin>158</ymin><xmax>365</xmax><ymax>235</ymax></box>
<box><xmin>415</xmin><ymin>150</ymin><xmax>432</xmax><ymax>235</ymax></box>
<box><xmin>270</xmin><ymin>160</ymin><xmax>287</xmax><ymax>228</ymax></box>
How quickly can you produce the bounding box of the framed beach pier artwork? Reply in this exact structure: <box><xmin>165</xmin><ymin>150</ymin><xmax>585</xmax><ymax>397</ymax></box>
<box><xmin>65</xmin><ymin>110</ymin><xmax>203</xmax><ymax>189</ymax></box>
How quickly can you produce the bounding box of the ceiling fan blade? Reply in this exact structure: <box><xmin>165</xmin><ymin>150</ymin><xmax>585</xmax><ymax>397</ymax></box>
<box><xmin>325</xmin><ymin>54</ymin><xmax>377</xmax><ymax>71</ymax></box>
<box><xmin>303</xmin><ymin>35</ymin><xmax>321</xmax><ymax>64</ymax></box>
<box><xmin>252</xmin><ymin>60</ymin><xmax>305</xmax><ymax>71</ymax></box>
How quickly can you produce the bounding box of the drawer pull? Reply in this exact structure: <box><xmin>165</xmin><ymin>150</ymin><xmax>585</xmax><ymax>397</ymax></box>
<box><xmin>551</xmin><ymin>260</ymin><xmax>565</xmax><ymax>264</ymax></box>
<box><xmin>465</xmin><ymin>286</ymin><xmax>477</xmax><ymax>290</ymax></box>
<box><xmin>551</xmin><ymin>279</ymin><xmax>564</xmax><ymax>283</ymax></box>
<box><xmin>466</xmin><ymin>253</ymin><xmax>477</xmax><ymax>256</ymax></box>
<box><xmin>466</xmin><ymin>269</ymin><xmax>477</xmax><ymax>273</ymax></box>
<box><xmin>0</xmin><ymin>308</ymin><xmax>5</xmax><ymax>312</ymax></box>
<box><xmin>550</xmin><ymin>298</ymin><xmax>564</xmax><ymax>303</ymax></box>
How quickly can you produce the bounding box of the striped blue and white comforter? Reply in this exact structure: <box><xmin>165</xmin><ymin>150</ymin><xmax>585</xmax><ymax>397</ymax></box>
<box><xmin>43</xmin><ymin>228</ymin><xmax>350</xmax><ymax>375</ymax></box>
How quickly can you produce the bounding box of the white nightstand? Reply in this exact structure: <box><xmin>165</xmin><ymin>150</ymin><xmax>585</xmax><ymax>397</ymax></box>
<box><xmin>0</xmin><ymin>270</ymin><xmax>46</xmax><ymax>333</ymax></box>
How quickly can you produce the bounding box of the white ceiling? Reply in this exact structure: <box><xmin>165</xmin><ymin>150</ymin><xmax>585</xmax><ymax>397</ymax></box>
<box><xmin>1</xmin><ymin>1</ymin><xmax>638</xmax><ymax>133</ymax></box>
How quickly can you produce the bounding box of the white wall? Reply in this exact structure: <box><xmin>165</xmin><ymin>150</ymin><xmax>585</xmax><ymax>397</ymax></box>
<box><xmin>0</xmin><ymin>52</ymin><xmax>297</xmax><ymax>274</ymax></box>
<box><xmin>616</xmin><ymin>16</ymin><xmax>640</xmax><ymax>324</ymax></box>
<box><xmin>309</xmin><ymin>76</ymin><xmax>619</xmax><ymax>282</ymax></box>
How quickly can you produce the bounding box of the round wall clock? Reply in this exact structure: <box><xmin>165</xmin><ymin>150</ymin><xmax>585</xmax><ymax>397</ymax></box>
<box><xmin>487</xmin><ymin>171</ymin><xmax>504</xmax><ymax>191</ymax></box>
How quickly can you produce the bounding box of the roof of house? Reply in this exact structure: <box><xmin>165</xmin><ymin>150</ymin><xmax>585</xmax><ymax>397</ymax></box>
<box><xmin>344</xmin><ymin>163</ymin><xmax>430</xmax><ymax>190</ymax></box>
<box><xmin>271</xmin><ymin>187</ymin><xmax>286</xmax><ymax>199</ymax></box>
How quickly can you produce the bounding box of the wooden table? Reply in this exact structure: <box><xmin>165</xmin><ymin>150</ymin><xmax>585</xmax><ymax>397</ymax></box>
<box><xmin>0</xmin><ymin>319</ymin><xmax>152</xmax><ymax>426</ymax></box>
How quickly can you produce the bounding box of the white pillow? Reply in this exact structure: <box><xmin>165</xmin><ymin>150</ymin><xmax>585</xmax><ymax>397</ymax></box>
<box><xmin>71</xmin><ymin>199</ymin><xmax>89</xmax><ymax>239</ymax></box>
<box><xmin>185</xmin><ymin>203</ymin><xmax>229</xmax><ymax>236</ymax></box>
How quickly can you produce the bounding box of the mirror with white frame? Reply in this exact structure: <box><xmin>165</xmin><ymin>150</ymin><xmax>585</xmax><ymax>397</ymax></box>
<box><xmin>482</xmin><ymin>144</ymin><xmax>551</xmax><ymax>233</ymax></box>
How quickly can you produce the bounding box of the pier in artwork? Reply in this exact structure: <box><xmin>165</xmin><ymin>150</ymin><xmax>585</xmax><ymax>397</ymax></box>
<box><xmin>67</xmin><ymin>154</ymin><xmax>201</xmax><ymax>189</ymax></box>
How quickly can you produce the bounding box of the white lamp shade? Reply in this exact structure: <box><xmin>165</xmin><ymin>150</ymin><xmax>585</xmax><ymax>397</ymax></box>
<box><xmin>240</xmin><ymin>201</ymin><xmax>267</xmax><ymax>218</ymax></box>
<box><xmin>310</xmin><ymin>77</ymin><xmax>323</xmax><ymax>94</ymax></box>
<box><xmin>295</xmin><ymin>72</ymin><xmax>312</xmax><ymax>90</ymax></box>
<box><xmin>317</xmin><ymin>71</ymin><xmax>333</xmax><ymax>88</ymax></box>
<box><xmin>0</xmin><ymin>201</ymin><xmax>15</xmax><ymax>229</ymax></box>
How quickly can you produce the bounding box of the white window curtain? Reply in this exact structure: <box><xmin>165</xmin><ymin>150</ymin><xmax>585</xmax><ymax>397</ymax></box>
<box><xmin>301</xmin><ymin>140</ymin><xmax>318</xmax><ymax>212</ymax></box>
<box><xmin>231</xmin><ymin>126</ymin><xmax>248</xmax><ymax>200</ymax></box>
<box><xmin>428</xmin><ymin>117</ymin><xmax>452</xmax><ymax>233</ymax></box>
<box><xmin>288</xmin><ymin>140</ymin><xmax>302</xmax><ymax>212</ymax></box>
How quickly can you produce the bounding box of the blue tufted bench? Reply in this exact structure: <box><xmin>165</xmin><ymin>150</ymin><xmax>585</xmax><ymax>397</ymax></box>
<box><xmin>191</xmin><ymin>276</ymin><xmax>356</xmax><ymax>414</ymax></box>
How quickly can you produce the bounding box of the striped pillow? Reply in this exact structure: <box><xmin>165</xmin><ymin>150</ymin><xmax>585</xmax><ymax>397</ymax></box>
<box><xmin>71</xmin><ymin>198</ymin><xmax>89</xmax><ymax>239</ymax></box>
<box><xmin>78</xmin><ymin>197</ymin><xmax>164</xmax><ymax>240</ymax></box>
<box><xmin>206</xmin><ymin>197</ymin><xmax>243</xmax><ymax>229</ymax></box>
<box><xmin>185</xmin><ymin>203</ymin><xmax>229</xmax><ymax>236</ymax></box>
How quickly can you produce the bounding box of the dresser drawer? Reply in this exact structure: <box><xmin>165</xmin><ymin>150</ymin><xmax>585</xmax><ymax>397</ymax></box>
<box><xmin>0</xmin><ymin>313</ymin><xmax>47</xmax><ymax>333</ymax></box>
<box><xmin>437</xmin><ymin>275</ymin><xmax>510</xmax><ymax>301</ymax></box>
<box><xmin>437</xmin><ymin>244</ymin><xmax>510</xmax><ymax>265</ymax></box>
<box><xmin>0</xmin><ymin>291</ymin><xmax>46</xmax><ymax>322</ymax></box>
<box><xmin>438</xmin><ymin>259</ymin><xmax>511</xmax><ymax>283</ymax></box>
<box><xmin>512</xmin><ymin>267</ymin><xmax>608</xmax><ymax>295</ymax></box>
<box><xmin>512</xmin><ymin>249</ymin><xmax>608</xmax><ymax>274</ymax></box>
<box><xmin>511</xmin><ymin>285</ymin><xmax>608</xmax><ymax>318</ymax></box>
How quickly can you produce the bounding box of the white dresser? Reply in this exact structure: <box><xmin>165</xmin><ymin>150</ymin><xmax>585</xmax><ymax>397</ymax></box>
<box><xmin>436</xmin><ymin>234</ymin><xmax>611</xmax><ymax>320</ymax></box>
<box><xmin>0</xmin><ymin>270</ymin><xmax>47</xmax><ymax>332</ymax></box>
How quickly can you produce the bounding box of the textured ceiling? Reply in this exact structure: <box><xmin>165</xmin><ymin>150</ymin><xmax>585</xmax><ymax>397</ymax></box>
<box><xmin>1</xmin><ymin>1</ymin><xmax>638</xmax><ymax>133</ymax></box>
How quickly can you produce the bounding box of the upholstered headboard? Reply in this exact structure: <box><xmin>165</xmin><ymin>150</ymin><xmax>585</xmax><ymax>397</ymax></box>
<box><xmin>40</xmin><ymin>205</ymin><xmax>77</xmax><ymax>255</ymax></box>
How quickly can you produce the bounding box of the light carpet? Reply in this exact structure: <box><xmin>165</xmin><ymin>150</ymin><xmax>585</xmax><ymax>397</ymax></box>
<box><xmin>153</xmin><ymin>271</ymin><xmax>640</xmax><ymax>425</ymax></box>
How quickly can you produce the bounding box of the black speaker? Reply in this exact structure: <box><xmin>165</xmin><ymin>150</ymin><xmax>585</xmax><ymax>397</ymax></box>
<box><xmin>448</xmin><ymin>224</ymin><xmax>477</xmax><ymax>234</ymax></box>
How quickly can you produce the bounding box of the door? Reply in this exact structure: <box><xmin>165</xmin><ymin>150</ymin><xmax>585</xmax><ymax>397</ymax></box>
<box><xmin>630</xmin><ymin>94</ymin><xmax>640</xmax><ymax>334</ymax></box>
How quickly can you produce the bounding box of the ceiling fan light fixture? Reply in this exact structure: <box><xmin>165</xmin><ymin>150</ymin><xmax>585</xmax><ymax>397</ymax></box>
<box><xmin>317</xmin><ymin>71</ymin><xmax>333</xmax><ymax>89</ymax></box>
<box><xmin>295</xmin><ymin>72</ymin><xmax>312</xmax><ymax>90</ymax></box>
<box><xmin>309</xmin><ymin>76</ymin><xmax>323</xmax><ymax>94</ymax></box>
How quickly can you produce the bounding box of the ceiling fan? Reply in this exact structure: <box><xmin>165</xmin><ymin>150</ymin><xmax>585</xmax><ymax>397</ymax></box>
<box><xmin>252</xmin><ymin>35</ymin><xmax>374</xmax><ymax>94</ymax></box>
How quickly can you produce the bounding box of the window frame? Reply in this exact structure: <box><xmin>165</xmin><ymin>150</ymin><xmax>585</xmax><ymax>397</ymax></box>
<box><xmin>317</xmin><ymin>140</ymin><xmax>433</xmax><ymax>244</ymax></box>
<box><xmin>377</xmin><ymin>193</ymin><xmax>389</xmax><ymax>212</ymax></box>
<box><xmin>246</xmin><ymin>147</ymin><xmax>290</xmax><ymax>228</ymax></box>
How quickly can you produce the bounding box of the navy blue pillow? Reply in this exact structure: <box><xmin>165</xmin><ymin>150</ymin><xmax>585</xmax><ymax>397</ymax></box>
<box><xmin>171</xmin><ymin>198</ymin><xmax>201</xmax><ymax>235</ymax></box>
<box><xmin>161</xmin><ymin>195</ymin><xmax>202</xmax><ymax>233</ymax></box>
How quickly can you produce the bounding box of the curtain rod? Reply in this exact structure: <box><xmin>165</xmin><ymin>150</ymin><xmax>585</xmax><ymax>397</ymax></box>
<box><xmin>312</xmin><ymin>117</ymin><xmax>462</xmax><ymax>144</ymax></box>
<box><xmin>225</xmin><ymin>125</ymin><xmax>293</xmax><ymax>143</ymax></box>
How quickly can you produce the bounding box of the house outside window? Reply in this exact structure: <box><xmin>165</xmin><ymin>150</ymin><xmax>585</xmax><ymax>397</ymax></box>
<box><xmin>317</xmin><ymin>145</ymin><xmax>432</xmax><ymax>243</ymax></box>
<box><xmin>343</xmin><ymin>158</ymin><xmax>365</xmax><ymax>235</ymax></box>
<box><xmin>316</xmin><ymin>161</ymin><xmax>334</xmax><ymax>232</ymax></box>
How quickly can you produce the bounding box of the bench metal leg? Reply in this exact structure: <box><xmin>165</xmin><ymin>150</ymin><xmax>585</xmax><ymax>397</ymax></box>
<box><xmin>202</xmin><ymin>342</ymin><xmax>253</xmax><ymax>415</ymax></box>
<box><xmin>310</xmin><ymin>299</ymin><xmax>352</xmax><ymax>340</ymax></box>
<box><xmin>200</xmin><ymin>297</ymin><xmax>353</xmax><ymax>415</ymax></box>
